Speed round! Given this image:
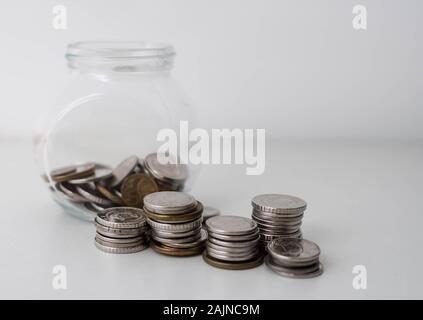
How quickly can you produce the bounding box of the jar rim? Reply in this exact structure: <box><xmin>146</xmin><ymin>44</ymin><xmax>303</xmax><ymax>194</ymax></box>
<box><xmin>66</xmin><ymin>41</ymin><xmax>175</xmax><ymax>60</ymax></box>
<box><xmin>66</xmin><ymin>41</ymin><xmax>175</xmax><ymax>73</ymax></box>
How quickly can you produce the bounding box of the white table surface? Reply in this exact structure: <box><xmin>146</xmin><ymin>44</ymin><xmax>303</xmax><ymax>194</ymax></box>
<box><xmin>1</xmin><ymin>138</ymin><xmax>422</xmax><ymax>299</ymax></box>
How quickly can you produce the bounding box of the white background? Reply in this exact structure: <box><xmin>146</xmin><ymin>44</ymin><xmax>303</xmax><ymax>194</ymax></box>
<box><xmin>0</xmin><ymin>0</ymin><xmax>422</xmax><ymax>141</ymax></box>
<box><xmin>0</xmin><ymin>0</ymin><xmax>422</xmax><ymax>300</ymax></box>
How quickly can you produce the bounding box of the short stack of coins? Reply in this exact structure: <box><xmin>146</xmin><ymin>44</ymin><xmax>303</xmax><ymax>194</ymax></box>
<box><xmin>265</xmin><ymin>238</ymin><xmax>323</xmax><ymax>278</ymax></box>
<box><xmin>43</xmin><ymin>153</ymin><xmax>188</xmax><ymax>216</ymax></box>
<box><xmin>203</xmin><ymin>216</ymin><xmax>263</xmax><ymax>270</ymax></box>
<box><xmin>94</xmin><ymin>207</ymin><xmax>149</xmax><ymax>254</ymax></box>
<box><xmin>143</xmin><ymin>191</ymin><xmax>206</xmax><ymax>256</ymax></box>
<box><xmin>251</xmin><ymin>194</ymin><xmax>306</xmax><ymax>247</ymax></box>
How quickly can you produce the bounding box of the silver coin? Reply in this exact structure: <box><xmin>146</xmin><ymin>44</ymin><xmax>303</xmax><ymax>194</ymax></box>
<box><xmin>146</xmin><ymin>217</ymin><xmax>202</xmax><ymax>232</ymax></box>
<box><xmin>94</xmin><ymin>239</ymin><xmax>148</xmax><ymax>254</ymax></box>
<box><xmin>85</xmin><ymin>202</ymin><xmax>111</xmax><ymax>214</ymax></box>
<box><xmin>202</xmin><ymin>206</ymin><xmax>221</xmax><ymax>222</ymax></box>
<box><xmin>265</xmin><ymin>255</ymin><xmax>323</xmax><ymax>278</ymax></box>
<box><xmin>257</xmin><ymin>226</ymin><xmax>301</xmax><ymax>235</ymax></box>
<box><xmin>76</xmin><ymin>185</ymin><xmax>114</xmax><ymax>206</ymax></box>
<box><xmin>68</xmin><ymin>166</ymin><xmax>113</xmax><ymax>185</ymax></box>
<box><xmin>252</xmin><ymin>194</ymin><xmax>307</xmax><ymax>214</ymax></box>
<box><xmin>96</xmin><ymin>207</ymin><xmax>146</xmax><ymax>229</ymax></box>
<box><xmin>207</xmin><ymin>248</ymin><xmax>259</xmax><ymax>262</ymax></box>
<box><xmin>252</xmin><ymin>211</ymin><xmax>303</xmax><ymax>224</ymax></box>
<box><xmin>259</xmin><ymin>231</ymin><xmax>302</xmax><ymax>242</ymax></box>
<box><xmin>95</xmin><ymin>232</ymin><xmax>145</xmax><ymax>244</ymax></box>
<box><xmin>109</xmin><ymin>156</ymin><xmax>139</xmax><ymax>188</ymax></box>
<box><xmin>143</xmin><ymin>191</ymin><xmax>196</xmax><ymax>214</ymax></box>
<box><xmin>95</xmin><ymin>236</ymin><xmax>146</xmax><ymax>248</ymax></box>
<box><xmin>208</xmin><ymin>235</ymin><xmax>260</xmax><ymax>248</ymax></box>
<box><xmin>95</xmin><ymin>224</ymin><xmax>146</xmax><ymax>238</ymax></box>
<box><xmin>56</xmin><ymin>182</ymin><xmax>88</xmax><ymax>203</ymax></box>
<box><xmin>161</xmin><ymin>229</ymin><xmax>208</xmax><ymax>249</ymax></box>
<box><xmin>207</xmin><ymin>246</ymin><xmax>258</xmax><ymax>258</ymax></box>
<box><xmin>207</xmin><ymin>241</ymin><xmax>258</xmax><ymax>254</ymax></box>
<box><xmin>205</xmin><ymin>216</ymin><xmax>257</xmax><ymax>236</ymax></box>
<box><xmin>268</xmin><ymin>238</ymin><xmax>321</xmax><ymax>265</ymax></box>
<box><xmin>151</xmin><ymin>231</ymin><xmax>202</xmax><ymax>244</ymax></box>
<box><xmin>152</xmin><ymin>226</ymin><xmax>202</xmax><ymax>239</ymax></box>
<box><xmin>144</xmin><ymin>153</ymin><xmax>188</xmax><ymax>183</ymax></box>
<box><xmin>268</xmin><ymin>254</ymin><xmax>320</xmax><ymax>268</ymax></box>
<box><xmin>208</xmin><ymin>229</ymin><xmax>260</xmax><ymax>241</ymax></box>
<box><xmin>255</xmin><ymin>219</ymin><xmax>302</xmax><ymax>229</ymax></box>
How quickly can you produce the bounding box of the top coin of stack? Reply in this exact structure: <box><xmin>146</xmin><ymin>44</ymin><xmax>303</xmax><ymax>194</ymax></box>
<box><xmin>144</xmin><ymin>191</ymin><xmax>206</xmax><ymax>256</ymax></box>
<box><xmin>265</xmin><ymin>238</ymin><xmax>323</xmax><ymax>278</ymax></box>
<box><xmin>251</xmin><ymin>194</ymin><xmax>306</xmax><ymax>247</ymax></box>
<box><xmin>43</xmin><ymin>153</ymin><xmax>189</xmax><ymax>217</ymax></box>
<box><xmin>203</xmin><ymin>216</ymin><xmax>263</xmax><ymax>270</ymax></box>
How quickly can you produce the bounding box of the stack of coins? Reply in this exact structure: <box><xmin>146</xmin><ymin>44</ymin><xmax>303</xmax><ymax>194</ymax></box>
<box><xmin>94</xmin><ymin>207</ymin><xmax>149</xmax><ymax>254</ymax></box>
<box><xmin>265</xmin><ymin>238</ymin><xmax>323</xmax><ymax>278</ymax></box>
<box><xmin>143</xmin><ymin>191</ymin><xmax>206</xmax><ymax>256</ymax></box>
<box><xmin>43</xmin><ymin>153</ymin><xmax>188</xmax><ymax>216</ymax></box>
<box><xmin>203</xmin><ymin>216</ymin><xmax>263</xmax><ymax>270</ymax></box>
<box><xmin>251</xmin><ymin>194</ymin><xmax>306</xmax><ymax>247</ymax></box>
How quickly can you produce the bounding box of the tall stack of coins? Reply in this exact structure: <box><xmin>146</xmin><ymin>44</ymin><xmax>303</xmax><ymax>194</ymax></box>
<box><xmin>143</xmin><ymin>191</ymin><xmax>206</xmax><ymax>256</ymax></box>
<box><xmin>251</xmin><ymin>194</ymin><xmax>306</xmax><ymax>247</ymax></box>
<box><xmin>265</xmin><ymin>238</ymin><xmax>323</xmax><ymax>278</ymax></box>
<box><xmin>94</xmin><ymin>207</ymin><xmax>149</xmax><ymax>254</ymax></box>
<box><xmin>43</xmin><ymin>153</ymin><xmax>188</xmax><ymax>216</ymax></box>
<box><xmin>203</xmin><ymin>216</ymin><xmax>263</xmax><ymax>270</ymax></box>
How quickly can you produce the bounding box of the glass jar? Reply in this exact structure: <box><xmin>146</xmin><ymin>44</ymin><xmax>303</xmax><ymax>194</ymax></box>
<box><xmin>34</xmin><ymin>41</ymin><xmax>197</xmax><ymax>221</ymax></box>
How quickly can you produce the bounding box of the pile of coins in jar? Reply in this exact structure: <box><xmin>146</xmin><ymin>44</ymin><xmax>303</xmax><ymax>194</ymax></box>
<box><xmin>43</xmin><ymin>153</ymin><xmax>187</xmax><ymax>215</ymax></box>
<box><xmin>43</xmin><ymin>161</ymin><xmax>323</xmax><ymax>278</ymax></box>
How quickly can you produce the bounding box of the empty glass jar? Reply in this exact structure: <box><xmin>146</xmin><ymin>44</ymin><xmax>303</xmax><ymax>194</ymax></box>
<box><xmin>34</xmin><ymin>41</ymin><xmax>197</xmax><ymax>221</ymax></box>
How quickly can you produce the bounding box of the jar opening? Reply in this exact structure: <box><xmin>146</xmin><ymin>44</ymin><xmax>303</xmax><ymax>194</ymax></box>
<box><xmin>66</xmin><ymin>41</ymin><xmax>175</xmax><ymax>73</ymax></box>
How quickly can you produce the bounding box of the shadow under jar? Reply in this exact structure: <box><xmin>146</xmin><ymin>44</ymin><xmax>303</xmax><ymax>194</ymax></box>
<box><xmin>34</xmin><ymin>41</ymin><xmax>198</xmax><ymax>221</ymax></box>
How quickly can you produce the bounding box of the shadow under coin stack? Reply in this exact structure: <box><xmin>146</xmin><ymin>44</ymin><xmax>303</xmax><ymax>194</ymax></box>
<box><xmin>143</xmin><ymin>191</ymin><xmax>206</xmax><ymax>256</ymax></box>
<box><xmin>265</xmin><ymin>238</ymin><xmax>323</xmax><ymax>278</ymax></box>
<box><xmin>203</xmin><ymin>216</ymin><xmax>263</xmax><ymax>270</ymax></box>
<box><xmin>251</xmin><ymin>194</ymin><xmax>306</xmax><ymax>248</ymax></box>
<box><xmin>94</xmin><ymin>207</ymin><xmax>149</xmax><ymax>254</ymax></box>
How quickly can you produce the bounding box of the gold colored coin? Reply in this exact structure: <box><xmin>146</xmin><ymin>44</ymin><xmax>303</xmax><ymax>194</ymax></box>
<box><xmin>51</xmin><ymin>163</ymin><xmax>96</xmax><ymax>183</ymax></box>
<box><xmin>143</xmin><ymin>202</ymin><xmax>203</xmax><ymax>223</ymax></box>
<box><xmin>96</xmin><ymin>184</ymin><xmax>124</xmax><ymax>205</ymax></box>
<box><xmin>202</xmin><ymin>251</ymin><xmax>264</xmax><ymax>270</ymax></box>
<box><xmin>121</xmin><ymin>173</ymin><xmax>158</xmax><ymax>208</ymax></box>
<box><xmin>150</xmin><ymin>240</ymin><xmax>204</xmax><ymax>256</ymax></box>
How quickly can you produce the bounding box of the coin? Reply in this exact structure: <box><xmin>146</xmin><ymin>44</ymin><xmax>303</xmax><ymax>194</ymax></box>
<box><xmin>95</xmin><ymin>236</ymin><xmax>146</xmax><ymax>248</ymax></box>
<box><xmin>202</xmin><ymin>251</ymin><xmax>264</xmax><ymax>270</ymax></box>
<box><xmin>161</xmin><ymin>229</ymin><xmax>208</xmax><ymax>249</ymax></box>
<box><xmin>56</xmin><ymin>182</ymin><xmax>88</xmax><ymax>203</ymax></box>
<box><xmin>146</xmin><ymin>217</ymin><xmax>202</xmax><ymax>232</ymax></box>
<box><xmin>143</xmin><ymin>202</ymin><xmax>203</xmax><ymax>223</ymax></box>
<box><xmin>95</xmin><ymin>232</ymin><xmax>145</xmax><ymax>244</ymax></box>
<box><xmin>50</xmin><ymin>165</ymin><xmax>77</xmax><ymax>179</ymax></box>
<box><xmin>144</xmin><ymin>153</ymin><xmax>188</xmax><ymax>183</ymax></box>
<box><xmin>94</xmin><ymin>239</ymin><xmax>148</xmax><ymax>254</ymax></box>
<box><xmin>208</xmin><ymin>229</ymin><xmax>260</xmax><ymax>241</ymax></box>
<box><xmin>121</xmin><ymin>173</ymin><xmax>158</xmax><ymax>208</ymax></box>
<box><xmin>96</xmin><ymin>184</ymin><xmax>124</xmax><ymax>205</ymax></box>
<box><xmin>109</xmin><ymin>155</ymin><xmax>139</xmax><ymax>188</ymax></box>
<box><xmin>205</xmin><ymin>216</ymin><xmax>257</xmax><ymax>236</ymax></box>
<box><xmin>143</xmin><ymin>191</ymin><xmax>196</xmax><ymax>214</ymax></box>
<box><xmin>265</xmin><ymin>255</ymin><xmax>323</xmax><ymax>278</ymax></box>
<box><xmin>51</xmin><ymin>163</ymin><xmax>96</xmax><ymax>183</ymax></box>
<box><xmin>76</xmin><ymin>185</ymin><xmax>114</xmax><ymax>206</ymax></box>
<box><xmin>252</xmin><ymin>194</ymin><xmax>307</xmax><ymax>214</ymax></box>
<box><xmin>153</xmin><ymin>226</ymin><xmax>202</xmax><ymax>239</ymax></box>
<box><xmin>207</xmin><ymin>247</ymin><xmax>260</xmax><ymax>262</ymax></box>
<box><xmin>96</xmin><ymin>207</ymin><xmax>146</xmax><ymax>229</ymax></box>
<box><xmin>207</xmin><ymin>241</ymin><xmax>260</xmax><ymax>255</ymax></box>
<box><xmin>267</xmin><ymin>238</ymin><xmax>321</xmax><ymax>265</ymax></box>
<box><xmin>95</xmin><ymin>224</ymin><xmax>146</xmax><ymax>238</ymax></box>
<box><xmin>68</xmin><ymin>166</ymin><xmax>113</xmax><ymax>185</ymax></box>
<box><xmin>151</xmin><ymin>231</ymin><xmax>202</xmax><ymax>244</ymax></box>
<box><xmin>208</xmin><ymin>235</ymin><xmax>260</xmax><ymax>248</ymax></box>
<box><xmin>150</xmin><ymin>240</ymin><xmax>204</xmax><ymax>256</ymax></box>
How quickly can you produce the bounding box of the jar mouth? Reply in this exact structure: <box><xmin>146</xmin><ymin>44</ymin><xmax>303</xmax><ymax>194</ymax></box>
<box><xmin>66</xmin><ymin>41</ymin><xmax>175</xmax><ymax>73</ymax></box>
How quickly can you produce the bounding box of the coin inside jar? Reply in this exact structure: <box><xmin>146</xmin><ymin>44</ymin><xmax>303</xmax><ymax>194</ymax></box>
<box><xmin>109</xmin><ymin>155</ymin><xmax>139</xmax><ymax>188</ymax></box>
